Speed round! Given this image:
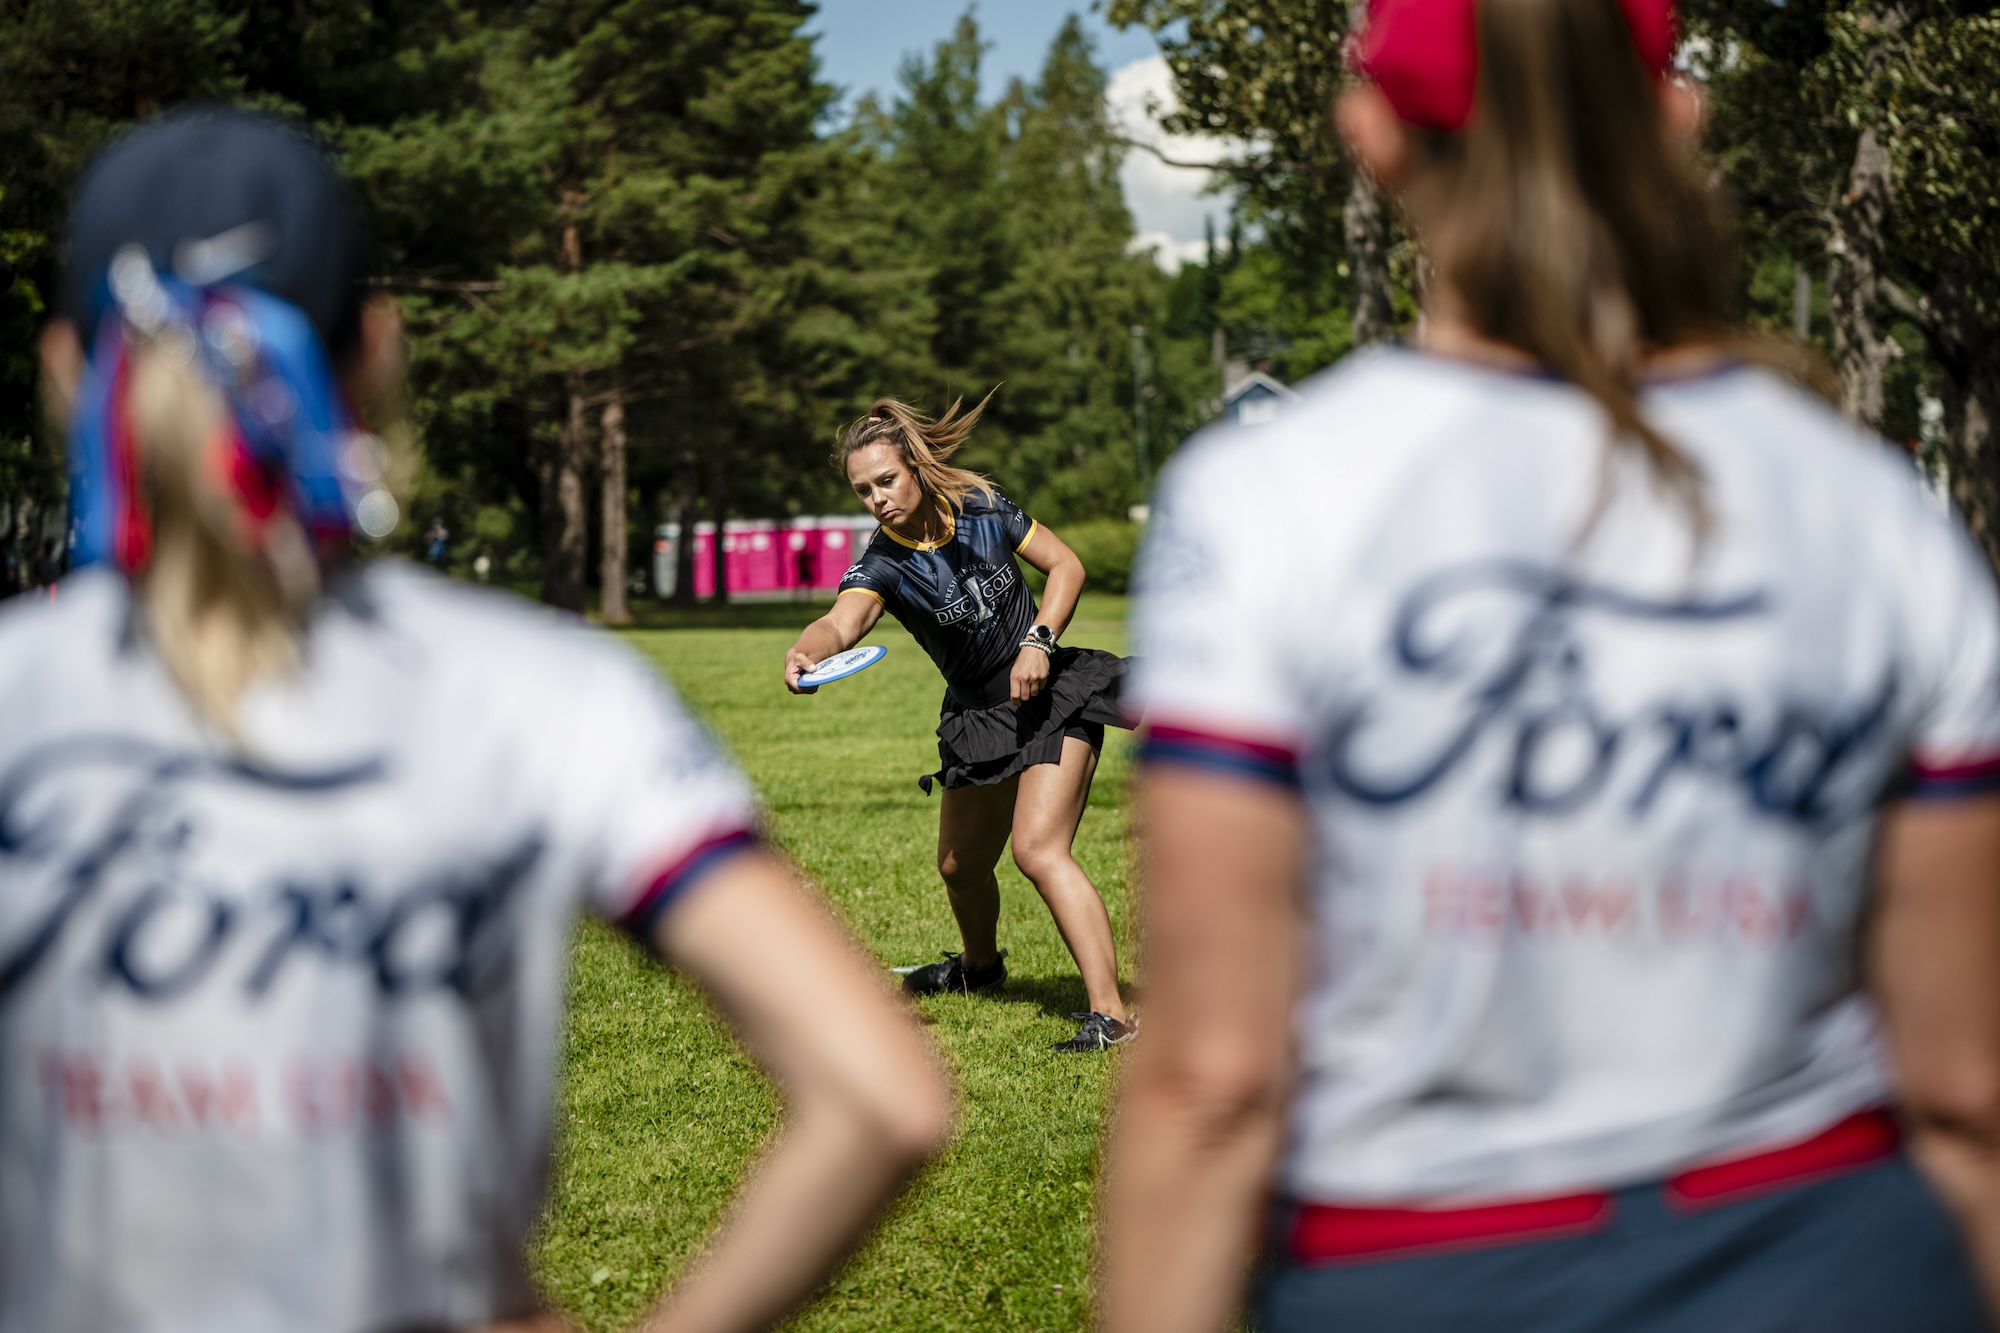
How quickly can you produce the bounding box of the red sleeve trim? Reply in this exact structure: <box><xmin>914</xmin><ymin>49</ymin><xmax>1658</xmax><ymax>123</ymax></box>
<box><xmin>616</xmin><ymin>826</ymin><xmax>760</xmax><ymax>942</ymax></box>
<box><xmin>1906</xmin><ymin>749</ymin><xmax>2000</xmax><ymax>800</ymax></box>
<box><xmin>1138</xmin><ymin>721</ymin><xmax>1303</xmax><ymax>789</ymax></box>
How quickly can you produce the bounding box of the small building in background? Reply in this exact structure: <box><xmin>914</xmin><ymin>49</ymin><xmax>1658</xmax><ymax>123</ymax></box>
<box><xmin>1221</xmin><ymin>369</ymin><xmax>1300</xmax><ymax>427</ymax></box>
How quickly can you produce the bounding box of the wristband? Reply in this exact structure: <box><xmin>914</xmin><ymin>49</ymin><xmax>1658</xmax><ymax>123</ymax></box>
<box><xmin>1018</xmin><ymin>637</ymin><xmax>1053</xmax><ymax>656</ymax></box>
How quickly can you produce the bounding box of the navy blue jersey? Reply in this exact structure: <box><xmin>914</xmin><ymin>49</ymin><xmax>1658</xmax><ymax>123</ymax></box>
<box><xmin>839</xmin><ymin>490</ymin><xmax>1038</xmax><ymax>691</ymax></box>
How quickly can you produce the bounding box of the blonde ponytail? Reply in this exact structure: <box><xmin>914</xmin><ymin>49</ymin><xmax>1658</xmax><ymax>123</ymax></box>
<box><xmin>834</xmin><ymin>391</ymin><xmax>999</xmax><ymax>513</ymax></box>
<box><xmin>125</xmin><ymin>343</ymin><xmax>315</xmax><ymax>740</ymax></box>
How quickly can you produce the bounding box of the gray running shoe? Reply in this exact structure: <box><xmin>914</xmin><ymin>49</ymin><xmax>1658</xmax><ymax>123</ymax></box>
<box><xmin>1050</xmin><ymin>1011</ymin><xmax>1136</xmax><ymax>1053</ymax></box>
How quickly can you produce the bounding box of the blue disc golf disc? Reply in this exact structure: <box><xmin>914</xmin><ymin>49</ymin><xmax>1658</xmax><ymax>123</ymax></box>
<box><xmin>798</xmin><ymin>644</ymin><xmax>888</xmax><ymax>687</ymax></box>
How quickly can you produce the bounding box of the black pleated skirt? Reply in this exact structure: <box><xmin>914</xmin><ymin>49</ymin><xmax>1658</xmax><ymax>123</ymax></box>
<box><xmin>921</xmin><ymin>647</ymin><xmax>1132</xmax><ymax>794</ymax></box>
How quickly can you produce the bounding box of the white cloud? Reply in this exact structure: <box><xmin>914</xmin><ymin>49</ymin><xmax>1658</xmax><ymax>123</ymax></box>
<box><xmin>1127</xmin><ymin>230</ymin><xmax>1211</xmax><ymax>270</ymax></box>
<box><xmin>1106</xmin><ymin>55</ymin><xmax>1239</xmax><ymax>274</ymax></box>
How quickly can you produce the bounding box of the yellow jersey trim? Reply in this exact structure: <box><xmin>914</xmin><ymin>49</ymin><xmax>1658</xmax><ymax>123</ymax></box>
<box><xmin>1015</xmin><ymin>519</ymin><xmax>1039</xmax><ymax>554</ymax></box>
<box><xmin>837</xmin><ymin>585</ymin><xmax>886</xmax><ymax>607</ymax></box>
<box><xmin>879</xmin><ymin>502</ymin><xmax>957</xmax><ymax>552</ymax></box>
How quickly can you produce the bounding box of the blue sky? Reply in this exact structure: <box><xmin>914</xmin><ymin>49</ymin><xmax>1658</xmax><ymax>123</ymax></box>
<box><xmin>805</xmin><ymin>1</ymin><xmax>1159</xmax><ymax>111</ymax></box>
<box><xmin>804</xmin><ymin>1</ymin><xmax>1228</xmax><ymax>269</ymax></box>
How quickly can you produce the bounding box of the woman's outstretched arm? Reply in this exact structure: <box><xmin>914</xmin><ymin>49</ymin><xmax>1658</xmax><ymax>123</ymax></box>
<box><xmin>1098</xmin><ymin>765</ymin><xmax>1309</xmax><ymax>1333</ymax></box>
<box><xmin>636</xmin><ymin>849</ymin><xmax>955</xmax><ymax>1333</ymax></box>
<box><xmin>1872</xmin><ymin>794</ymin><xmax>2000</xmax><ymax>1319</ymax></box>
<box><xmin>783</xmin><ymin>592</ymin><xmax>883</xmax><ymax>694</ymax></box>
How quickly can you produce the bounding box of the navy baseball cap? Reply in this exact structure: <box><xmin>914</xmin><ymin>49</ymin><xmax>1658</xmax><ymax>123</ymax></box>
<box><xmin>62</xmin><ymin>105</ymin><xmax>368</xmax><ymax>356</ymax></box>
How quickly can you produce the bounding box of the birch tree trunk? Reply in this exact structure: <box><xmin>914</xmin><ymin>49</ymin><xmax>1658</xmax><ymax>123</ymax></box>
<box><xmin>1827</xmin><ymin>128</ymin><xmax>1896</xmax><ymax>431</ymax></box>
<box><xmin>598</xmin><ymin>390</ymin><xmax>631</xmax><ymax>625</ymax></box>
<box><xmin>1344</xmin><ymin>168</ymin><xmax>1397</xmax><ymax>348</ymax></box>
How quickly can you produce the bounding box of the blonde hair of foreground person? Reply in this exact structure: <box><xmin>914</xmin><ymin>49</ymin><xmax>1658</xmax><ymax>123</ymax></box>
<box><xmin>36</xmin><ymin>303</ymin><xmax>956</xmax><ymax>1333</ymax></box>
<box><xmin>1095</xmin><ymin>0</ymin><xmax>2000</xmax><ymax>1327</ymax></box>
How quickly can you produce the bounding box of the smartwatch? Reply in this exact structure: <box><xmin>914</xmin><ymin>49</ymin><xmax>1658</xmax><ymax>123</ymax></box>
<box><xmin>1023</xmin><ymin>624</ymin><xmax>1058</xmax><ymax>652</ymax></box>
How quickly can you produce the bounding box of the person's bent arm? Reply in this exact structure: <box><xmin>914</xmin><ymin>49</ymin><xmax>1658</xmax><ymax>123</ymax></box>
<box><xmin>1010</xmin><ymin>525</ymin><xmax>1087</xmax><ymax>704</ymax></box>
<box><xmin>1017</xmin><ymin>524</ymin><xmax>1085</xmax><ymax>640</ymax></box>
<box><xmin>636</xmin><ymin>849</ymin><xmax>954</xmax><ymax>1333</ymax></box>
<box><xmin>1872</xmin><ymin>794</ymin><xmax>2000</xmax><ymax>1318</ymax></box>
<box><xmin>1099</xmin><ymin>765</ymin><xmax>1309</xmax><ymax>1333</ymax></box>
<box><xmin>783</xmin><ymin>592</ymin><xmax>883</xmax><ymax>694</ymax></box>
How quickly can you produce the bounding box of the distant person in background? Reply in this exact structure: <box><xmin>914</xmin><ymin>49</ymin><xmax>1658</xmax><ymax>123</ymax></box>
<box><xmin>425</xmin><ymin>516</ymin><xmax>449</xmax><ymax>565</ymax></box>
<box><xmin>6</xmin><ymin>106</ymin><xmax>951</xmax><ymax>1333</ymax></box>
<box><xmin>783</xmin><ymin>397</ymin><xmax>1137</xmax><ymax>1053</ymax></box>
<box><xmin>793</xmin><ymin>537</ymin><xmax>816</xmax><ymax>604</ymax></box>
<box><xmin>1103</xmin><ymin>0</ymin><xmax>2000</xmax><ymax>1328</ymax></box>
<box><xmin>34</xmin><ymin>539</ymin><xmax>61</xmax><ymax>590</ymax></box>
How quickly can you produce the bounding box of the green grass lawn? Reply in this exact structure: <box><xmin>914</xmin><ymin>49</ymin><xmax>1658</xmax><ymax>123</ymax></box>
<box><xmin>533</xmin><ymin>593</ymin><xmax>1136</xmax><ymax>1332</ymax></box>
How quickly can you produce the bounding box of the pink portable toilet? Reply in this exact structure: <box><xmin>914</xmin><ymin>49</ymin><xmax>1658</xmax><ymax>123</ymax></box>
<box><xmin>720</xmin><ymin>525</ymin><xmax>743</xmax><ymax>595</ymax></box>
<box><xmin>814</xmin><ymin>516</ymin><xmax>876</xmax><ymax>591</ymax></box>
<box><xmin>726</xmin><ymin>520</ymin><xmax>782</xmax><ymax>595</ymax></box>
<box><xmin>692</xmin><ymin>522</ymin><xmax>717</xmax><ymax>600</ymax></box>
<box><xmin>783</xmin><ymin>517</ymin><xmax>820</xmax><ymax>593</ymax></box>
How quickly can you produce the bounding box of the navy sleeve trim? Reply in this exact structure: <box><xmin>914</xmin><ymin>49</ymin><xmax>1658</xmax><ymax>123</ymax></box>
<box><xmin>1137</xmin><ymin>723</ymin><xmax>1302</xmax><ymax>790</ymax></box>
<box><xmin>1905</xmin><ymin>751</ymin><xmax>2000</xmax><ymax>801</ymax></box>
<box><xmin>617</xmin><ymin>827</ymin><xmax>761</xmax><ymax>943</ymax></box>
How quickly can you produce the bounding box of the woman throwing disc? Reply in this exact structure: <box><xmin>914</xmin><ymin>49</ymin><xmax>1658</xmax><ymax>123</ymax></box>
<box><xmin>785</xmin><ymin>397</ymin><xmax>1134</xmax><ymax>1053</ymax></box>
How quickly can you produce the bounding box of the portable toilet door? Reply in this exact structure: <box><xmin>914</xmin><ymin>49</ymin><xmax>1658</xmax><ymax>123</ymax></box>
<box><xmin>653</xmin><ymin>523</ymin><xmax>680</xmax><ymax>600</ymax></box>
<box><xmin>724</xmin><ymin>520</ymin><xmax>782</xmax><ymax>595</ymax></box>
<box><xmin>746</xmin><ymin>521</ymin><xmax>782</xmax><ymax>593</ymax></box>
<box><xmin>813</xmin><ymin>516</ymin><xmax>877</xmax><ymax>592</ymax></box>
<box><xmin>692</xmin><ymin>522</ymin><xmax>718</xmax><ymax>600</ymax></box>
<box><xmin>784</xmin><ymin>517</ymin><xmax>820</xmax><ymax>594</ymax></box>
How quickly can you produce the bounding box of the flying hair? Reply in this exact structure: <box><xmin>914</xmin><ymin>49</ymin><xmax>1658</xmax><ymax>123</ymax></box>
<box><xmin>834</xmin><ymin>392</ymin><xmax>999</xmax><ymax>514</ymax></box>
<box><xmin>1394</xmin><ymin>0</ymin><xmax>1832</xmax><ymax>540</ymax></box>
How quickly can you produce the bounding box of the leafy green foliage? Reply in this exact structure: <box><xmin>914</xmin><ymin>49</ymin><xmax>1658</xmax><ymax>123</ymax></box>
<box><xmin>1104</xmin><ymin>0</ymin><xmax>1352</xmax><ymax>285</ymax></box>
<box><xmin>1052</xmin><ymin>518</ymin><xmax>1143</xmax><ymax>594</ymax></box>
<box><xmin>0</xmin><ymin>3</ymin><xmax>1225</xmax><ymax>602</ymax></box>
<box><xmin>852</xmin><ymin>16</ymin><xmax>1210</xmax><ymax>521</ymax></box>
<box><xmin>1691</xmin><ymin>0</ymin><xmax>2000</xmax><ymax>564</ymax></box>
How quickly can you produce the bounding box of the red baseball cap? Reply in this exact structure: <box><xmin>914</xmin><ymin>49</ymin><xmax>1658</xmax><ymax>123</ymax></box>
<box><xmin>1355</xmin><ymin>0</ymin><xmax>1677</xmax><ymax>132</ymax></box>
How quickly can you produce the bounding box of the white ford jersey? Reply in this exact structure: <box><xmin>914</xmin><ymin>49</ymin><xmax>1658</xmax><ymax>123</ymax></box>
<box><xmin>0</xmin><ymin>563</ymin><xmax>759</xmax><ymax>1332</ymax></box>
<box><xmin>1131</xmin><ymin>349</ymin><xmax>2000</xmax><ymax>1204</ymax></box>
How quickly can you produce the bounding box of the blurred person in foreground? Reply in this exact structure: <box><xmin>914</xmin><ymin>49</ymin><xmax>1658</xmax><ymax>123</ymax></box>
<box><xmin>1</xmin><ymin>107</ymin><xmax>951</xmax><ymax>1333</ymax></box>
<box><xmin>1100</xmin><ymin>0</ymin><xmax>2000</xmax><ymax>1327</ymax></box>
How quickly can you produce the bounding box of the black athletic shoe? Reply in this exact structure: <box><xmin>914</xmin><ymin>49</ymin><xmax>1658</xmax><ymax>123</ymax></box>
<box><xmin>901</xmin><ymin>949</ymin><xmax>1008</xmax><ymax>997</ymax></box>
<box><xmin>1050</xmin><ymin>1011</ymin><xmax>1135</xmax><ymax>1053</ymax></box>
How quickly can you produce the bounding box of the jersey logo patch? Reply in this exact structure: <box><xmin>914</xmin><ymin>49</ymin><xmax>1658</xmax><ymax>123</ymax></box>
<box><xmin>934</xmin><ymin>564</ymin><xmax>1015</xmax><ymax>627</ymax></box>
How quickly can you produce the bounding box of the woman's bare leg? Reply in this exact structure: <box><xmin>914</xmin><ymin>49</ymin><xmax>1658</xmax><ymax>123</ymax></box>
<box><xmin>1013</xmin><ymin>737</ymin><xmax>1128</xmax><ymax>1023</ymax></box>
<box><xmin>936</xmin><ymin>778</ymin><xmax>1017</xmax><ymax>969</ymax></box>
